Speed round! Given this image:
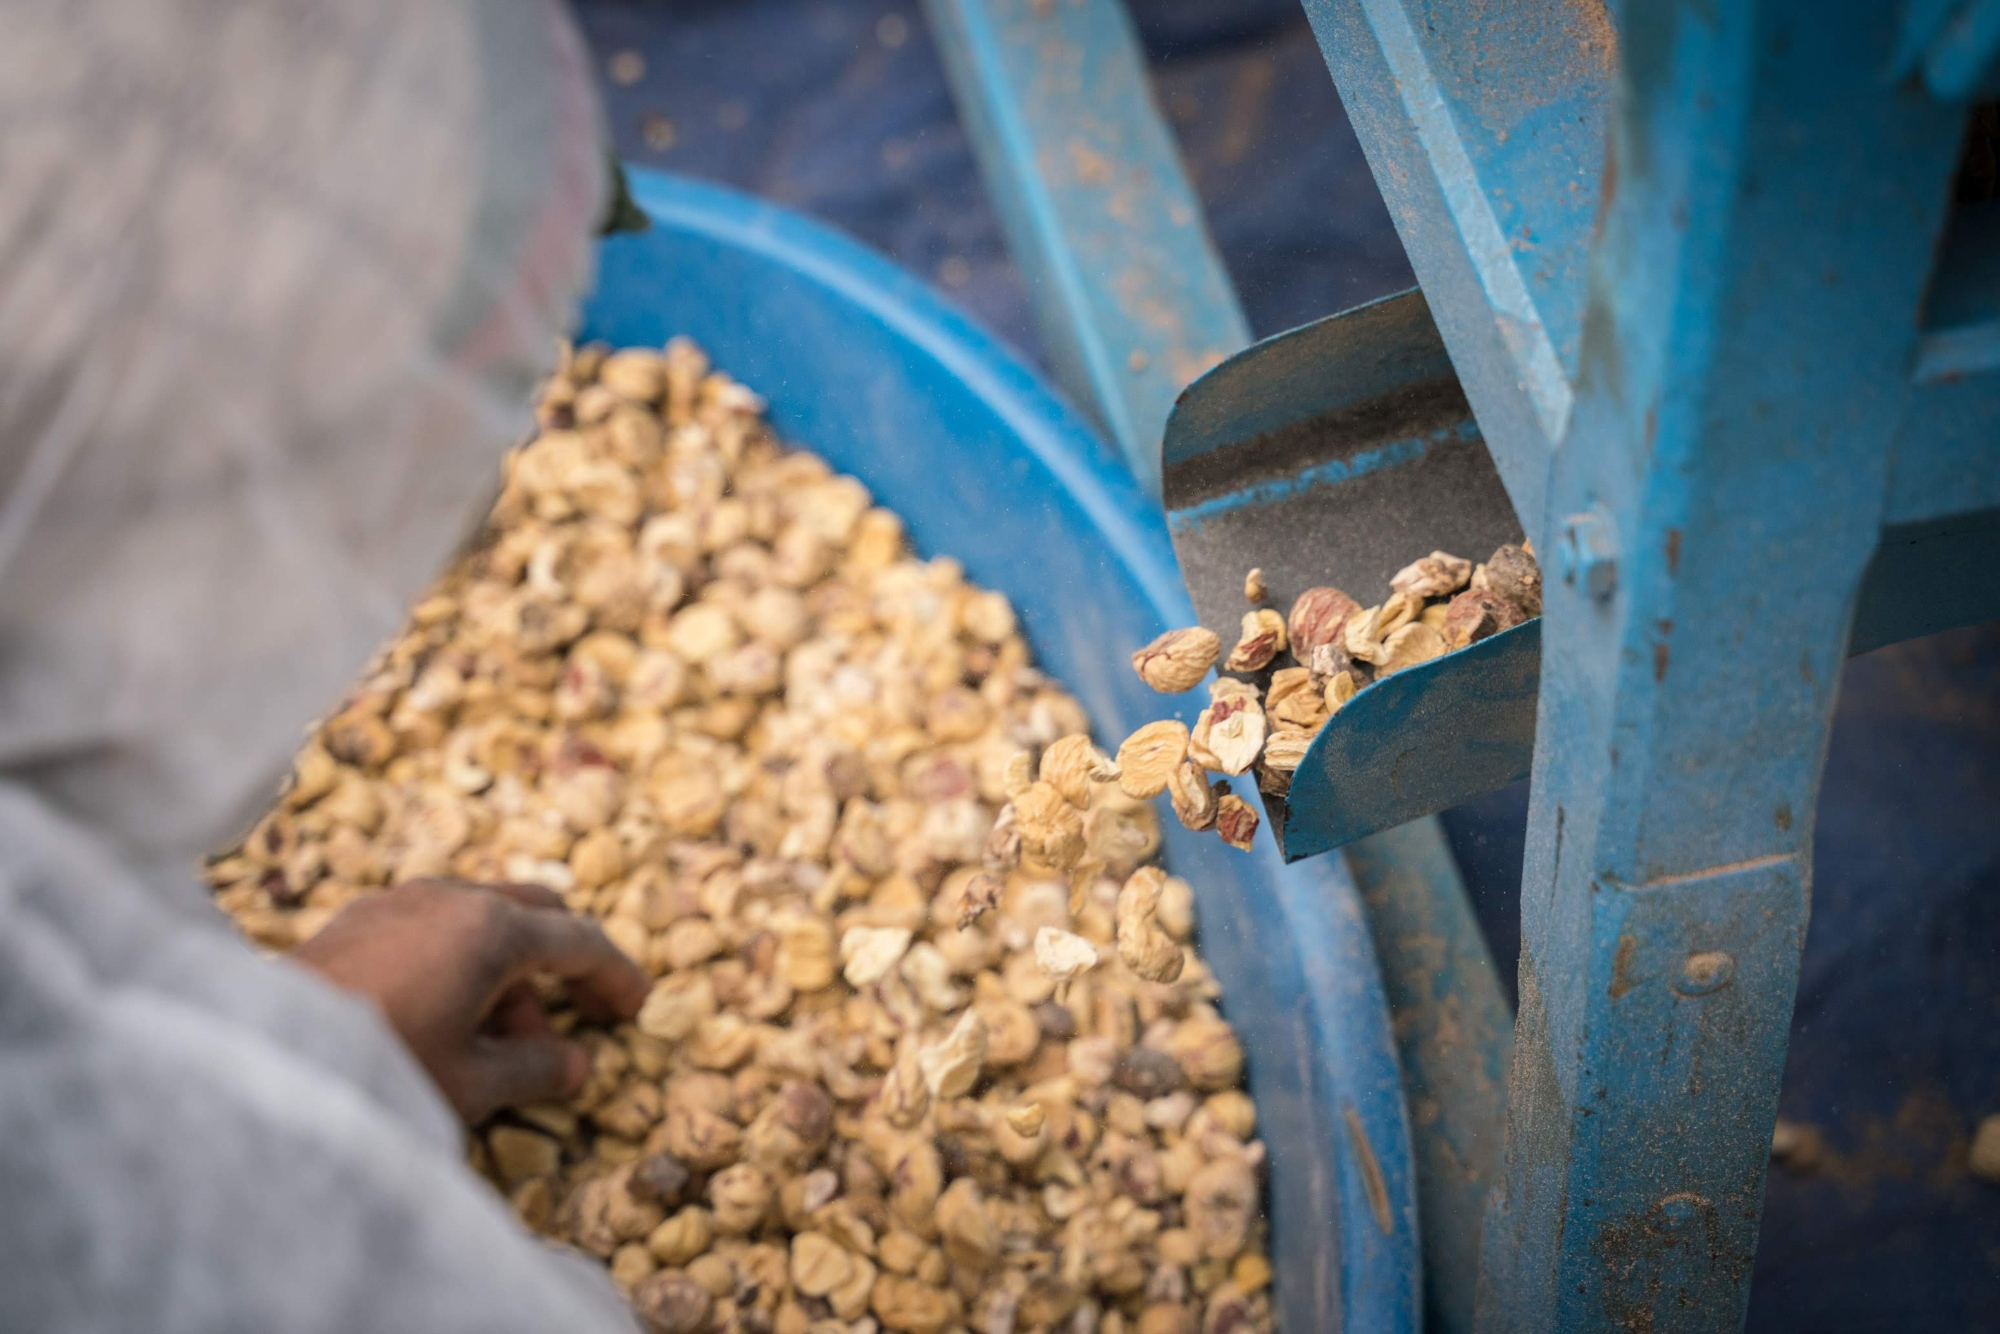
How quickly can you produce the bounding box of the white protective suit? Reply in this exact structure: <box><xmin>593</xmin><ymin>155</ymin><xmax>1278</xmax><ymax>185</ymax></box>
<box><xmin>0</xmin><ymin>2</ymin><xmax>638</xmax><ymax>1329</ymax></box>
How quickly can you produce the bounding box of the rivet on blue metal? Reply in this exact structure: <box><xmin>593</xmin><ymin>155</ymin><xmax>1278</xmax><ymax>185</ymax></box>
<box><xmin>1557</xmin><ymin>509</ymin><xmax>1619</xmax><ymax>604</ymax></box>
<box><xmin>1674</xmin><ymin>950</ymin><xmax>1736</xmax><ymax>998</ymax></box>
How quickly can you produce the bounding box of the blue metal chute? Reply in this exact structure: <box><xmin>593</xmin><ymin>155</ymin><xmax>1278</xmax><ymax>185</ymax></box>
<box><xmin>1157</xmin><ymin>289</ymin><xmax>1527</xmax><ymax>862</ymax></box>
<box><xmin>1280</xmin><ymin>620</ymin><xmax>1542</xmax><ymax>863</ymax></box>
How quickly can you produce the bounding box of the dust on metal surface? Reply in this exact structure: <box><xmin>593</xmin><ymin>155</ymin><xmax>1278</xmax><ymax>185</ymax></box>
<box><xmin>1296</xmin><ymin>0</ymin><xmax>1616</xmax><ymax>525</ymax></box>
<box><xmin>1345</xmin><ymin>818</ymin><xmax>1514</xmax><ymax>1334</ymax></box>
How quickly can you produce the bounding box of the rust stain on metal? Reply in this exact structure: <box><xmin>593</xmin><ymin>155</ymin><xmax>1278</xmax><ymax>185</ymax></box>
<box><xmin>1343</xmin><ymin>1104</ymin><xmax>1394</xmax><ymax>1235</ymax></box>
<box><xmin>1569</xmin><ymin>0</ymin><xmax>1618</xmax><ymax>75</ymax></box>
<box><xmin>1773</xmin><ymin>802</ymin><xmax>1792</xmax><ymax>833</ymax></box>
<box><xmin>1631</xmin><ymin>852</ymin><xmax>1793</xmax><ymax>892</ymax></box>
<box><xmin>1593</xmin><ymin>1191</ymin><xmax>1729</xmax><ymax>1334</ymax></box>
<box><xmin>1216</xmin><ymin>56</ymin><xmax>1277</xmax><ymax>167</ymax></box>
<box><xmin>1595</xmin><ymin>126</ymin><xmax>1621</xmax><ymax>234</ymax></box>
<box><xmin>1067</xmin><ymin>139</ymin><xmax>1114</xmax><ymax>186</ymax></box>
<box><xmin>1664</xmin><ymin>527</ymin><xmax>1681</xmax><ymax>576</ymax></box>
<box><xmin>1171</xmin><ymin>347</ymin><xmax>1225</xmax><ymax>391</ymax></box>
<box><xmin>1608</xmin><ymin>931</ymin><xmax>1637</xmax><ymax>999</ymax></box>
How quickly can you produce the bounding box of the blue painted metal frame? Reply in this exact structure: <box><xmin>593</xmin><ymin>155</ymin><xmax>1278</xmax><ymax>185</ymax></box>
<box><xmin>1137</xmin><ymin>0</ymin><xmax>2000</xmax><ymax>864</ymax></box>
<box><xmin>1296</xmin><ymin>0</ymin><xmax>1617</xmax><ymax>528</ymax></box>
<box><xmin>1469</xmin><ymin>5</ymin><xmax>1980</xmax><ymax>1331</ymax></box>
<box><xmin>581</xmin><ymin>169</ymin><xmax>1420</xmax><ymax>1333</ymax></box>
<box><xmin>920</xmin><ymin>0</ymin><xmax>1251</xmax><ymax>496</ymax></box>
<box><xmin>1272</xmin><ymin>0</ymin><xmax>1999</xmax><ymax>1322</ymax></box>
<box><xmin>929</xmin><ymin>0</ymin><xmax>1999</xmax><ymax>1328</ymax></box>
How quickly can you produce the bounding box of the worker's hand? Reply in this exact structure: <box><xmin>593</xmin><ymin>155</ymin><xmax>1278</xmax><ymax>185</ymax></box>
<box><xmin>291</xmin><ymin>879</ymin><xmax>649</xmax><ymax>1123</ymax></box>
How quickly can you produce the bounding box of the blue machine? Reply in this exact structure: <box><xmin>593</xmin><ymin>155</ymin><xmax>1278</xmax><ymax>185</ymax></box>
<box><xmin>582</xmin><ymin>171</ymin><xmax>1423</xmax><ymax>1331</ymax></box>
<box><xmin>918</xmin><ymin>1</ymin><xmax>2000</xmax><ymax>1331</ymax></box>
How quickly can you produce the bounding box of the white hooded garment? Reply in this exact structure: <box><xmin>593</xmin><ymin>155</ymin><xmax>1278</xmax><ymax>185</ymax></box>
<box><xmin>0</xmin><ymin>1</ymin><xmax>638</xmax><ymax>1328</ymax></box>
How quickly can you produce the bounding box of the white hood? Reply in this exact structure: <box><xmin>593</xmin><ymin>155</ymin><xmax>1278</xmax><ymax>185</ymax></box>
<box><xmin>0</xmin><ymin>0</ymin><xmax>604</xmax><ymax>894</ymax></box>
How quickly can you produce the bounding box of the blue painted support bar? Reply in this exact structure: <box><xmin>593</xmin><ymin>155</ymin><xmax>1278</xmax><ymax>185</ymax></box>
<box><xmin>1274</xmin><ymin>525</ymin><xmax>1999</xmax><ymax>858</ymax></box>
<box><xmin>1473</xmin><ymin>4</ymin><xmax>1967</xmax><ymax>1330</ymax></box>
<box><xmin>1864</xmin><ymin>201</ymin><xmax>2000</xmax><ymax>648</ymax></box>
<box><xmin>1345</xmin><ymin>819</ymin><xmax>1513</xmax><ymax>1334</ymax></box>
<box><xmin>1297</xmin><ymin>0</ymin><xmax>1616</xmax><ymax>527</ymax></box>
<box><xmin>919</xmin><ymin>0</ymin><xmax>1250</xmax><ymax>495</ymax></box>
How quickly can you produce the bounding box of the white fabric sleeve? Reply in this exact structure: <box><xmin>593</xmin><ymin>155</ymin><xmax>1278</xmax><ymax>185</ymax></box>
<box><xmin>0</xmin><ymin>789</ymin><xmax>639</xmax><ymax>1333</ymax></box>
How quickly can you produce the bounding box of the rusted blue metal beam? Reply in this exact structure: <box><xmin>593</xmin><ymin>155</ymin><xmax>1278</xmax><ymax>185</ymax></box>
<box><xmin>1472</xmin><ymin>5</ymin><xmax>1970</xmax><ymax>1329</ymax></box>
<box><xmin>920</xmin><ymin>0</ymin><xmax>1249</xmax><ymax>496</ymax></box>
<box><xmin>1169</xmin><ymin>4</ymin><xmax>2000</xmax><ymax>860</ymax></box>
<box><xmin>1296</xmin><ymin>0</ymin><xmax>1616</xmax><ymax>528</ymax></box>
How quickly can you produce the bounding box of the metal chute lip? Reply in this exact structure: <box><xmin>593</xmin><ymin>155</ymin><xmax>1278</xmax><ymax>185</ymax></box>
<box><xmin>1277</xmin><ymin>617</ymin><xmax>1544</xmax><ymax>862</ymax></box>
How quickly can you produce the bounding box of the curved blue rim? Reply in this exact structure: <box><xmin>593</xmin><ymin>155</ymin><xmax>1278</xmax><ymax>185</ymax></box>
<box><xmin>624</xmin><ymin>178</ymin><xmax>1188</xmax><ymax>616</ymax></box>
<box><xmin>585</xmin><ymin>168</ymin><xmax>1420</xmax><ymax>1333</ymax></box>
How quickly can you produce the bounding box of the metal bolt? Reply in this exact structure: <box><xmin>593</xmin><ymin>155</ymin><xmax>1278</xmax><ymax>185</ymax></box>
<box><xmin>1676</xmin><ymin>950</ymin><xmax>1735</xmax><ymax>996</ymax></box>
<box><xmin>1558</xmin><ymin>509</ymin><xmax>1619</xmax><ymax>602</ymax></box>
<box><xmin>1655</xmin><ymin>1193</ymin><xmax>1704</xmax><ymax>1226</ymax></box>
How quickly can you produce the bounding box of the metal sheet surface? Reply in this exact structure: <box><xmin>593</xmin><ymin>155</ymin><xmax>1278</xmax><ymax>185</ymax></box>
<box><xmin>1163</xmin><ymin>290</ymin><xmax>1528</xmax><ymax>858</ymax></box>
